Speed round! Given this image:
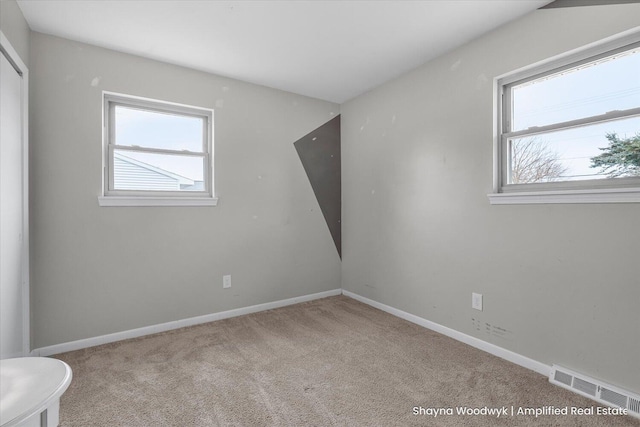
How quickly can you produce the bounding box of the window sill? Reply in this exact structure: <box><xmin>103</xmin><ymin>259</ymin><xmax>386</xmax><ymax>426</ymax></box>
<box><xmin>98</xmin><ymin>196</ymin><xmax>219</xmax><ymax>207</ymax></box>
<box><xmin>488</xmin><ymin>187</ymin><xmax>640</xmax><ymax>205</ymax></box>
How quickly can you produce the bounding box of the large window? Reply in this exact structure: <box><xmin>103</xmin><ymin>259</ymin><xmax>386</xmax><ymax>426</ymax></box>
<box><xmin>490</xmin><ymin>33</ymin><xmax>640</xmax><ymax>204</ymax></box>
<box><xmin>99</xmin><ymin>93</ymin><xmax>216</xmax><ymax>206</ymax></box>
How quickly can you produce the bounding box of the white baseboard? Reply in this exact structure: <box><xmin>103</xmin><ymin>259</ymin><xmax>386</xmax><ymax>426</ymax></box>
<box><xmin>32</xmin><ymin>287</ymin><xmax>551</xmax><ymax>378</ymax></box>
<box><xmin>342</xmin><ymin>290</ymin><xmax>551</xmax><ymax>376</ymax></box>
<box><xmin>32</xmin><ymin>289</ymin><xmax>342</xmax><ymax>357</ymax></box>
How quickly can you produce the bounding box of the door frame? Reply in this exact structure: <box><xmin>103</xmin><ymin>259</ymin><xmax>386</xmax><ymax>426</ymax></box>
<box><xmin>1</xmin><ymin>30</ymin><xmax>30</xmax><ymax>356</ymax></box>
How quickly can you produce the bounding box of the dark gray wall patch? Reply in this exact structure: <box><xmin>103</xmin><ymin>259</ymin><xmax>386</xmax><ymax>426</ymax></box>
<box><xmin>294</xmin><ymin>115</ymin><xmax>341</xmax><ymax>258</ymax></box>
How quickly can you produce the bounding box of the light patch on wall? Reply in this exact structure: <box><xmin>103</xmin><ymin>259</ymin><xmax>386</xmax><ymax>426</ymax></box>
<box><xmin>476</xmin><ymin>73</ymin><xmax>488</xmax><ymax>90</ymax></box>
<box><xmin>222</xmin><ymin>86</ymin><xmax>230</xmax><ymax>92</ymax></box>
<box><xmin>451</xmin><ymin>58</ymin><xmax>462</xmax><ymax>71</ymax></box>
<box><xmin>391</xmin><ymin>114</ymin><xmax>397</xmax><ymax>125</ymax></box>
<box><xmin>360</xmin><ymin>117</ymin><xmax>371</xmax><ymax>132</ymax></box>
<box><xmin>216</xmin><ymin>99</ymin><xmax>224</xmax><ymax>108</ymax></box>
<box><xmin>65</xmin><ymin>74</ymin><xmax>75</xmax><ymax>82</ymax></box>
<box><xmin>90</xmin><ymin>76</ymin><xmax>101</xmax><ymax>87</ymax></box>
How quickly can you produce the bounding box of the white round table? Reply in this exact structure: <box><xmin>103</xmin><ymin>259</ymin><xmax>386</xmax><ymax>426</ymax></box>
<box><xmin>0</xmin><ymin>357</ymin><xmax>72</xmax><ymax>427</ymax></box>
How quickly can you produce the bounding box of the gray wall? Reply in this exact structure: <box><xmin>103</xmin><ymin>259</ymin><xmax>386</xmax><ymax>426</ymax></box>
<box><xmin>30</xmin><ymin>32</ymin><xmax>341</xmax><ymax>348</ymax></box>
<box><xmin>341</xmin><ymin>4</ymin><xmax>640</xmax><ymax>394</ymax></box>
<box><xmin>0</xmin><ymin>0</ymin><xmax>30</xmax><ymax>67</ymax></box>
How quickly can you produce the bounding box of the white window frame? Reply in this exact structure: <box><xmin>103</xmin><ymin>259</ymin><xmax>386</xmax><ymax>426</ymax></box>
<box><xmin>98</xmin><ymin>92</ymin><xmax>217</xmax><ymax>207</ymax></box>
<box><xmin>489</xmin><ymin>30</ymin><xmax>640</xmax><ymax>205</ymax></box>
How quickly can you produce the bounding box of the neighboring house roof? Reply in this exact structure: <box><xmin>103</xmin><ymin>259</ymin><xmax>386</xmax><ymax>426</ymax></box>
<box><xmin>114</xmin><ymin>152</ymin><xmax>202</xmax><ymax>191</ymax></box>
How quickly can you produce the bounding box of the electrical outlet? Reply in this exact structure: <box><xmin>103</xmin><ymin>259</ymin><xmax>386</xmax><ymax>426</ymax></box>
<box><xmin>472</xmin><ymin>293</ymin><xmax>483</xmax><ymax>311</ymax></box>
<box><xmin>223</xmin><ymin>275</ymin><xmax>231</xmax><ymax>289</ymax></box>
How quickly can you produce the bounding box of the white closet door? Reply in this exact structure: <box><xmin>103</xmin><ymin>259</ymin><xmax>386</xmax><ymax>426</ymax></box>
<box><xmin>0</xmin><ymin>50</ymin><xmax>25</xmax><ymax>359</ymax></box>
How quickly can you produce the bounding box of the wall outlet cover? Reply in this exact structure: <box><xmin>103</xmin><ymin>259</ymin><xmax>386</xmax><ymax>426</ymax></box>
<box><xmin>472</xmin><ymin>293</ymin><xmax>483</xmax><ymax>311</ymax></box>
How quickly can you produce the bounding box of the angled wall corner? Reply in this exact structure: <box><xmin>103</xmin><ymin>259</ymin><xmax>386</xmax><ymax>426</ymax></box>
<box><xmin>294</xmin><ymin>115</ymin><xmax>341</xmax><ymax>258</ymax></box>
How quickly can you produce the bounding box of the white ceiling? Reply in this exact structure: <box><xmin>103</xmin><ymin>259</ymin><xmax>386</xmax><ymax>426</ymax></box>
<box><xmin>17</xmin><ymin>0</ymin><xmax>551</xmax><ymax>103</ymax></box>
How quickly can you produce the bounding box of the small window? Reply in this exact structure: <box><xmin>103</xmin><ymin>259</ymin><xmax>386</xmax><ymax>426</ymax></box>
<box><xmin>490</xmin><ymin>34</ymin><xmax>640</xmax><ymax>204</ymax></box>
<box><xmin>99</xmin><ymin>93</ymin><xmax>216</xmax><ymax>206</ymax></box>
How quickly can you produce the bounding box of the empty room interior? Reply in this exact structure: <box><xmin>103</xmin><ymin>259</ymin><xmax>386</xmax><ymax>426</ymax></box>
<box><xmin>1</xmin><ymin>0</ymin><xmax>639</xmax><ymax>426</ymax></box>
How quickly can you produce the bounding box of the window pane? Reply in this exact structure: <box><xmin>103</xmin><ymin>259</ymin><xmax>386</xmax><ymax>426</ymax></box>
<box><xmin>114</xmin><ymin>106</ymin><xmax>204</xmax><ymax>152</ymax></box>
<box><xmin>511</xmin><ymin>47</ymin><xmax>640</xmax><ymax>131</ymax></box>
<box><xmin>508</xmin><ymin>116</ymin><xmax>640</xmax><ymax>184</ymax></box>
<box><xmin>113</xmin><ymin>150</ymin><xmax>206</xmax><ymax>192</ymax></box>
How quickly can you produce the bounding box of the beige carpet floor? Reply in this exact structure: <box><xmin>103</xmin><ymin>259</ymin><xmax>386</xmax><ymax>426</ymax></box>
<box><xmin>54</xmin><ymin>295</ymin><xmax>639</xmax><ymax>426</ymax></box>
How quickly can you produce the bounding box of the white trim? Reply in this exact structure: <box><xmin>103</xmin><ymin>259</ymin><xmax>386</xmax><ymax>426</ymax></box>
<box><xmin>31</xmin><ymin>289</ymin><xmax>342</xmax><ymax>357</ymax></box>
<box><xmin>32</xmin><ymin>287</ymin><xmax>551</xmax><ymax>375</ymax></box>
<box><xmin>488</xmin><ymin>187</ymin><xmax>640</xmax><ymax>205</ymax></box>
<box><xmin>102</xmin><ymin>90</ymin><xmax>214</xmax><ymax>116</ymax></box>
<box><xmin>98</xmin><ymin>196</ymin><xmax>219</xmax><ymax>207</ymax></box>
<box><xmin>495</xmin><ymin>27</ymin><xmax>640</xmax><ymax>86</ymax></box>
<box><xmin>1</xmin><ymin>30</ymin><xmax>30</xmax><ymax>357</ymax></box>
<box><xmin>342</xmin><ymin>290</ymin><xmax>550</xmax><ymax>376</ymax></box>
<box><xmin>504</xmin><ymin>108</ymin><xmax>640</xmax><ymax>140</ymax></box>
